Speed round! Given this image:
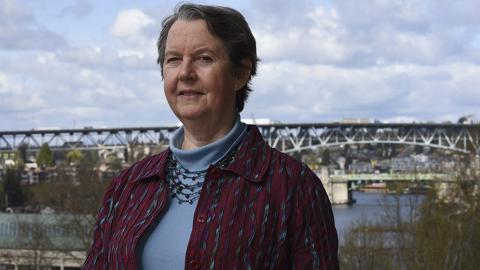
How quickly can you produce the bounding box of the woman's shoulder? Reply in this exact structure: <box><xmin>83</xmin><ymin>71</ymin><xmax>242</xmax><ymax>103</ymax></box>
<box><xmin>262</xmin><ymin>148</ymin><xmax>331</xmax><ymax>218</ymax></box>
<box><xmin>266</xmin><ymin>147</ymin><xmax>321</xmax><ymax>187</ymax></box>
<box><xmin>108</xmin><ymin>149</ymin><xmax>171</xmax><ymax>188</ymax></box>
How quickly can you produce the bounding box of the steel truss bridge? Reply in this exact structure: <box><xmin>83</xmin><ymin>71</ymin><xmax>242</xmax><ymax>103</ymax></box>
<box><xmin>0</xmin><ymin>123</ymin><xmax>479</xmax><ymax>154</ymax></box>
<box><xmin>329</xmin><ymin>173</ymin><xmax>455</xmax><ymax>183</ymax></box>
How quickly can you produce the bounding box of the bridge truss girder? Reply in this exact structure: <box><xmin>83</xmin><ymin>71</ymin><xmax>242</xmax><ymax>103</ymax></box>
<box><xmin>258</xmin><ymin>124</ymin><xmax>479</xmax><ymax>154</ymax></box>
<box><xmin>0</xmin><ymin>124</ymin><xmax>478</xmax><ymax>155</ymax></box>
<box><xmin>0</xmin><ymin>128</ymin><xmax>175</xmax><ymax>153</ymax></box>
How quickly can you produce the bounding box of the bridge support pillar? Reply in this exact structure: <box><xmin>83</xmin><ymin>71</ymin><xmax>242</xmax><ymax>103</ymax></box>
<box><xmin>331</xmin><ymin>182</ymin><xmax>351</xmax><ymax>204</ymax></box>
<box><xmin>318</xmin><ymin>166</ymin><xmax>352</xmax><ymax>205</ymax></box>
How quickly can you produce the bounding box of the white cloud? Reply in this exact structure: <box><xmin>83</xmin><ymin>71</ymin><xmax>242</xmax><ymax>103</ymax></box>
<box><xmin>0</xmin><ymin>72</ymin><xmax>7</xmax><ymax>93</ymax></box>
<box><xmin>333</xmin><ymin>0</ymin><xmax>480</xmax><ymax>66</ymax></box>
<box><xmin>0</xmin><ymin>0</ymin><xmax>31</xmax><ymax>22</ymax></box>
<box><xmin>108</xmin><ymin>9</ymin><xmax>158</xmax><ymax>67</ymax></box>
<box><xmin>118</xmin><ymin>49</ymin><xmax>145</xmax><ymax>59</ymax></box>
<box><xmin>0</xmin><ymin>0</ymin><xmax>66</xmax><ymax>50</ymax></box>
<box><xmin>1</xmin><ymin>0</ymin><xmax>480</xmax><ymax>130</ymax></box>
<box><xmin>245</xmin><ymin>61</ymin><xmax>480</xmax><ymax>123</ymax></box>
<box><xmin>110</xmin><ymin>9</ymin><xmax>154</xmax><ymax>38</ymax></box>
<box><xmin>0</xmin><ymin>72</ymin><xmax>46</xmax><ymax>113</ymax></box>
<box><xmin>252</xmin><ymin>4</ymin><xmax>349</xmax><ymax>65</ymax></box>
<box><xmin>249</xmin><ymin>0</ymin><xmax>480</xmax><ymax>67</ymax></box>
<box><xmin>61</xmin><ymin>0</ymin><xmax>93</xmax><ymax>18</ymax></box>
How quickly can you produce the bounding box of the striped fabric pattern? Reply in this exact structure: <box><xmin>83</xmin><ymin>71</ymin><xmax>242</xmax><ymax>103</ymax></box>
<box><xmin>83</xmin><ymin>125</ymin><xmax>339</xmax><ymax>270</ymax></box>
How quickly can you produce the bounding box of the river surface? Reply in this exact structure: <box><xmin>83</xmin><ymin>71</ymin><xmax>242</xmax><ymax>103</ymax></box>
<box><xmin>332</xmin><ymin>191</ymin><xmax>424</xmax><ymax>240</ymax></box>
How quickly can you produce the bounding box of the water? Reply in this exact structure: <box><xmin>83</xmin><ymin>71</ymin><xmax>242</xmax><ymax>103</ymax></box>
<box><xmin>332</xmin><ymin>191</ymin><xmax>424</xmax><ymax>237</ymax></box>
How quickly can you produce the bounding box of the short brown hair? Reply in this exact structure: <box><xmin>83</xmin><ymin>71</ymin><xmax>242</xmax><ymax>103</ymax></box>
<box><xmin>157</xmin><ymin>3</ymin><xmax>258</xmax><ymax>112</ymax></box>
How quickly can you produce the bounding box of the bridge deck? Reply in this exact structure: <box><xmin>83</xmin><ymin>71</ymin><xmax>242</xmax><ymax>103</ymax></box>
<box><xmin>329</xmin><ymin>173</ymin><xmax>455</xmax><ymax>183</ymax></box>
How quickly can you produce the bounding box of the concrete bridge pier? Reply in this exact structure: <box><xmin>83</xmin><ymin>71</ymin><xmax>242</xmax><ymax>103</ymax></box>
<box><xmin>318</xmin><ymin>166</ymin><xmax>352</xmax><ymax>205</ymax></box>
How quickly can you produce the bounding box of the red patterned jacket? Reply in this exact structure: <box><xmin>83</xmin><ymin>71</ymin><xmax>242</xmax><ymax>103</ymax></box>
<box><xmin>83</xmin><ymin>125</ymin><xmax>339</xmax><ymax>269</ymax></box>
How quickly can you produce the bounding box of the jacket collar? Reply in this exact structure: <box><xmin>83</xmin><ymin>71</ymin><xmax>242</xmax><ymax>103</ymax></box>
<box><xmin>128</xmin><ymin>149</ymin><xmax>170</xmax><ymax>184</ymax></box>
<box><xmin>129</xmin><ymin>125</ymin><xmax>271</xmax><ymax>184</ymax></box>
<box><xmin>223</xmin><ymin>125</ymin><xmax>271</xmax><ymax>183</ymax></box>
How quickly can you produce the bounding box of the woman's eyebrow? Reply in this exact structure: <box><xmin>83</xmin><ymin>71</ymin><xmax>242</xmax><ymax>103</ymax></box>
<box><xmin>164</xmin><ymin>50</ymin><xmax>181</xmax><ymax>57</ymax></box>
<box><xmin>193</xmin><ymin>47</ymin><xmax>217</xmax><ymax>54</ymax></box>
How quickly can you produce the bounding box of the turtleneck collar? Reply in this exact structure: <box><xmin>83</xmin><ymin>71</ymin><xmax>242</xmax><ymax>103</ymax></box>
<box><xmin>169</xmin><ymin>116</ymin><xmax>247</xmax><ymax>171</ymax></box>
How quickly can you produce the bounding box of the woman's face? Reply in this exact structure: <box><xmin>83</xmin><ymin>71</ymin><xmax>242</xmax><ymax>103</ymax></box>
<box><xmin>163</xmin><ymin>19</ymin><xmax>241</xmax><ymax>125</ymax></box>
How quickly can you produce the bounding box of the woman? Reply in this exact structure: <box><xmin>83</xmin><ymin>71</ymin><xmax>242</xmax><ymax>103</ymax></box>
<box><xmin>83</xmin><ymin>4</ymin><xmax>338</xmax><ymax>270</ymax></box>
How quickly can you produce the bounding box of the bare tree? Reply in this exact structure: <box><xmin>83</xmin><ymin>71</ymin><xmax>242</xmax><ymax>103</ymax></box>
<box><xmin>414</xmin><ymin>158</ymin><xmax>480</xmax><ymax>269</ymax></box>
<box><xmin>340</xmin><ymin>219</ymin><xmax>395</xmax><ymax>269</ymax></box>
<box><xmin>339</xmin><ymin>156</ymin><xmax>480</xmax><ymax>269</ymax></box>
<box><xmin>29</xmin><ymin>163</ymin><xmax>110</xmax><ymax>252</ymax></box>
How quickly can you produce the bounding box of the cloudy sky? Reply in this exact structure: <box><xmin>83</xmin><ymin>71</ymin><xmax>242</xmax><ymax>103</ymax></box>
<box><xmin>1</xmin><ymin>0</ymin><xmax>479</xmax><ymax>130</ymax></box>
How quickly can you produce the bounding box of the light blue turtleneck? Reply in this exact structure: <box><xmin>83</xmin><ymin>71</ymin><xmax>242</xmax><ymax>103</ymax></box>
<box><xmin>140</xmin><ymin>116</ymin><xmax>247</xmax><ymax>270</ymax></box>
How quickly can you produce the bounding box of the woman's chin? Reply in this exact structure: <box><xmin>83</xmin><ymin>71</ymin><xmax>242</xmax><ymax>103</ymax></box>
<box><xmin>175</xmin><ymin>109</ymin><xmax>207</xmax><ymax>122</ymax></box>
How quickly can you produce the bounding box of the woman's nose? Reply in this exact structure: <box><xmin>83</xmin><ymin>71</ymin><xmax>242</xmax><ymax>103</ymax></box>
<box><xmin>178</xmin><ymin>60</ymin><xmax>197</xmax><ymax>82</ymax></box>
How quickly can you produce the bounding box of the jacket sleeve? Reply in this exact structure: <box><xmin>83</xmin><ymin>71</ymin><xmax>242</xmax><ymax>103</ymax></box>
<box><xmin>292</xmin><ymin>165</ymin><xmax>339</xmax><ymax>270</ymax></box>
<box><xmin>82</xmin><ymin>171</ymin><xmax>127</xmax><ymax>269</ymax></box>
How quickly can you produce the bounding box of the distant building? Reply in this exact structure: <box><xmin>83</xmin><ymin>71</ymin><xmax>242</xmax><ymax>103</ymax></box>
<box><xmin>341</xmin><ymin>118</ymin><xmax>372</xmax><ymax>124</ymax></box>
<box><xmin>391</xmin><ymin>155</ymin><xmax>439</xmax><ymax>172</ymax></box>
<box><xmin>241</xmin><ymin>118</ymin><xmax>280</xmax><ymax>125</ymax></box>
<box><xmin>350</xmin><ymin>160</ymin><xmax>374</xmax><ymax>173</ymax></box>
<box><xmin>457</xmin><ymin>114</ymin><xmax>477</xmax><ymax>124</ymax></box>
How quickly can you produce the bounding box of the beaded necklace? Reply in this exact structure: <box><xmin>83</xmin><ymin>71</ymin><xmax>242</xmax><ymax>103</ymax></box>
<box><xmin>166</xmin><ymin>145</ymin><xmax>239</xmax><ymax>205</ymax></box>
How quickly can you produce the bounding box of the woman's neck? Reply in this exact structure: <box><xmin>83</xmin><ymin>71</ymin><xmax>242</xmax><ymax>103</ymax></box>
<box><xmin>181</xmin><ymin>116</ymin><xmax>236</xmax><ymax>150</ymax></box>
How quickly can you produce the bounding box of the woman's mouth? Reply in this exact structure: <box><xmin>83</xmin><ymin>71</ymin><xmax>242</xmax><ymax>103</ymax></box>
<box><xmin>179</xmin><ymin>90</ymin><xmax>203</xmax><ymax>96</ymax></box>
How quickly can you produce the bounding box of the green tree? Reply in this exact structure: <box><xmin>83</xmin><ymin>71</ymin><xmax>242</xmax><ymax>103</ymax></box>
<box><xmin>3</xmin><ymin>168</ymin><xmax>26</xmax><ymax>207</ymax></box>
<box><xmin>0</xmin><ymin>184</ymin><xmax>4</xmax><ymax>209</ymax></box>
<box><xmin>344</xmin><ymin>155</ymin><xmax>353</xmax><ymax>171</ymax></box>
<box><xmin>66</xmin><ymin>149</ymin><xmax>85</xmax><ymax>164</ymax></box>
<box><xmin>106</xmin><ymin>153</ymin><xmax>123</xmax><ymax>171</ymax></box>
<box><xmin>389</xmin><ymin>145</ymin><xmax>397</xmax><ymax>158</ymax></box>
<box><xmin>321</xmin><ymin>149</ymin><xmax>331</xmax><ymax>166</ymax></box>
<box><xmin>36</xmin><ymin>143</ymin><xmax>55</xmax><ymax>168</ymax></box>
<box><xmin>414</xmin><ymin>144</ymin><xmax>423</xmax><ymax>154</ymax></box>
<box><xmin>83</xmin><ymin>150</ymin><xmax>99</xmax><ymax>166</ymax></box>
<box><xmin>343</xmin><ymin>144</ymin><xmax>353</xmax><ymax>171</ymax></box>
<box><xmin>15</xmin><ymin>143</ymin><xmax>28</xmax><ymax>169</ymax></box>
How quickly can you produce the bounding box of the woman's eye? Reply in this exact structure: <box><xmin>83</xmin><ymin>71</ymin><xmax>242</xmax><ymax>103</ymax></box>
<box><xmin>198</xmin><ymin>56</ymin><xmax>213</xmax><ymax>63</ymax></box>
<box><xmin>166</xmin><ymin>57</ymin><xmax>180</xmax><ymax>64</ymax></box>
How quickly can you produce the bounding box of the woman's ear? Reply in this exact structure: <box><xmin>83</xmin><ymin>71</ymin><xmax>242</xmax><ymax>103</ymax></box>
<box><xmin>234</xmin><ymin>59</ymin><xmax>252</xmax><ymax>91</ymax></box>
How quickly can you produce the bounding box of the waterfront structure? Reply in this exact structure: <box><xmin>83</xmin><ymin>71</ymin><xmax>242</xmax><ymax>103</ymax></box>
<box><xmin>322</xmin><ymin>170</ymin><xmax>454</xmax><ymax>204</ymax></box>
